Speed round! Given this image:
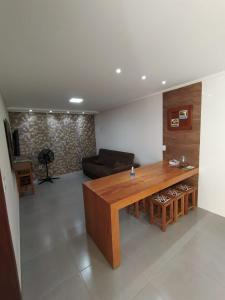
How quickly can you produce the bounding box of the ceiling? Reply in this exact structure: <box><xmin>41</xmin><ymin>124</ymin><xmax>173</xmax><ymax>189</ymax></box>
<box><xmin>0</xmin><ymin>0</ymin><xmax>225</xmax><ymax>113</ymax></box>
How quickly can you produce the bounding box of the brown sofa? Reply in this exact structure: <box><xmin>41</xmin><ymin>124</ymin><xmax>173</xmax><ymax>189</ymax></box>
<box><xmin>82</xmin><ymin>148</ymin><xmax>139</xmax><ymax>179</ymax></box>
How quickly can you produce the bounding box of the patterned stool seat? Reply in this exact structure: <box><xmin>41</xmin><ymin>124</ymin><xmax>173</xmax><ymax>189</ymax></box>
<box><xmin>175</xmin><ymin>184</ymin><xmax>193</xmax><ymax>192</ymax></box>
<box><xmin>164</xmin><ymin>188</ymin><xmax>183</xmax><ymax>197</ymax></box>
<box><xmin>151</xmin><ymin>193</ymin><xmax>171</xmax><ymax>204</ymax></box>
<box><xmin>174</xmin><ymin>183</ymin><xmax>197</xmax><ymax>214</ymax></box>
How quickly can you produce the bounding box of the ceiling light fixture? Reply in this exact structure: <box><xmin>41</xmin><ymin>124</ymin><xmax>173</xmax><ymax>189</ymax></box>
<box><xmin>49</xmin><ymin>110</ymin><xmax>53</xmax><ymax>113</ymax></box>
<box><xmin>29</xmin><ymin>109</ymin><xmax>33</xmax><ymax>112</ymax></box>
<box><xmin>82</xmin><ymin>112</ymin><xmax>85</xmax><ymax>114</ymax></box>
<box><xmin>162</xmin><ymin>80</ymin><xmax>167</xmax><ymax>85</ymax></box>
<box><xmin>69</xmin><ymin>98</ymin><xmax>83</xmax><ymax>103</ymax></box>
<box><xmin>115</xmin><ymin>68</ymin><xmax>122</xmax><ymax>74</ymax></box>
<box><xmin>141</xmin><ymin>75</ymin><xmax>147</xmax><ymax>80</ymax></box>
<box><xmin>67</xmin><ymin>111</ymin><xmax>70</xmax><ymax>114</ymax></box>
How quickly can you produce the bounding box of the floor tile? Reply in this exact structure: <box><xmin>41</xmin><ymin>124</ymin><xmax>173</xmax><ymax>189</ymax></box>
<box><xmin>20</xmin><ymin>171</ymin><xmax>225</xmax><ymax>300</ymax></box>
<box><xmin>40</xmin><ymin>273</ymin><xmax>96</xmax><ymax>300</ymax></box>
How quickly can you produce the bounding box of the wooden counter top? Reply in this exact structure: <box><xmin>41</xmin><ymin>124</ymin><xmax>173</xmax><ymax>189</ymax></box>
<box><xmin>83</xmin><ymin>161</ymin><xmax>198</xmax><ymax>207</ymax></box>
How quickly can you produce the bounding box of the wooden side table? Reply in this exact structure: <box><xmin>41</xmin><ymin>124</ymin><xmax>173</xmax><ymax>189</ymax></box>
<box><xmin>14</xmin><ymin>160</ymin><xmax>35</xmax><ymax>197</ymax></box>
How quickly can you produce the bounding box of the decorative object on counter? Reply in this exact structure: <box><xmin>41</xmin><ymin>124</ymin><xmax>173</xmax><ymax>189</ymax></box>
<box><xmin>182</xmin><ymin>165</ymin><xmax>195</xmax><ymax>170</ymax></box>
<box><xmin>179</xmin><ymin>155</ymin><xmax>188</xmax><ymax>167</ymax></box>
<box><xmin>38</xmin><ymin>149</ymin><xmax>59</xmax><ymax>184</ymax></box>
<box><xmin>167</xmin><ymin>105</ymin><xmax>193</xmax><ymax>131</ymax></box>
<box><xmin>14</xmin><ymin>159</ymin><xmax>35</xmax><ymax>197</ymax></box>
<box><xmin>169</xmin><ymin>159</ymin><xmax>180</xmax><ymax>167</ymax></box>
<box><xmin>130</xmin><ymin>166</ymin><xmax>135</xmax><ymax>177</ymax></box>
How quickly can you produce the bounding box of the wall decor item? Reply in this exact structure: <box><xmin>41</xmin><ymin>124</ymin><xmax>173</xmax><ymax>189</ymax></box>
<box><xmin>179</xmin><ymin>110</ymin><xmax>188</xmax><ymax>120</ymax></box>
<box><xmin>171</xmin><ymin>118</ymin><xmax>179</xmax><ymax>128</ymax></box>
<box><xmin>9</xmin><ymin>112</ymin><xmax>96</xmax><ymax>177</ymax></box>
<box><xmin>167</xmin><ymin>105</ymin><xmax>193</xmax><ymax>131</ymax></box>
<box><xmin>3</xmin><ymin>119</ymin><xmax>14</xmax><ymax>168</ymax></box>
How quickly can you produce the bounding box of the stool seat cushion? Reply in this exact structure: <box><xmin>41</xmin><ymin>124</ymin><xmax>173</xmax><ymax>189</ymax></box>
<box><xmin>151</xmin><ymin>193</ymin><xmax>171</xmax><ymax>203</ymax></box>
<box><xmin>176</xmin><ymin>184</ymin><xmax>193</xmax><ymax>191</ymax></box>
<box><xmin>164</xmin><ymin>188</ymin><xmax>183</xmax><ymax>197</ymax></box>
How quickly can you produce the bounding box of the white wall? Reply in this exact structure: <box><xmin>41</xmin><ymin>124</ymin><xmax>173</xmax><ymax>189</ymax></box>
<box><xmin>198</xmin><ymin>72</ymin><xmax>225</xmax><ymax>217</ymax></box>
<box><xmin>0</xmin><ymin>94</ymin><xmax>21</xmax><ymax>282</ymax></box>
<box><xmin>95</xmin><ymin>93</ymin><xmax>163</xmax><ymax>165</ymax></box>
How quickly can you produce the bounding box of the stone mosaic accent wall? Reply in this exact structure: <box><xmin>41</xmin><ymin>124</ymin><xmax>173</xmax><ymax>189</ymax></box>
<box><xmin>9</xmin><ymin>112</ymin><xmax>96</xmax><ymax>178</ymax></box>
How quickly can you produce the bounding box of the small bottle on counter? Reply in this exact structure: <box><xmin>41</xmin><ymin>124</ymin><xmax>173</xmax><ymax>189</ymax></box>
<box><xmin>130</xmin><ymin>166</ymin><xmax>135</xmax><ymax>178</ymax></box>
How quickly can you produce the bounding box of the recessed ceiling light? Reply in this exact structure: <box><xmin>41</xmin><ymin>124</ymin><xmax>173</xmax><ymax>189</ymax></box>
<box><xmin>69</xmin><ymin>98</ymin><xmax>83</xmax><ymax>103</ymax></box>
<box><xmin>141</xmin><ymin>75</ymin><xmax>147</xmax><ymax>80</ymax></box>
<box><xmin>82</xmin><ymin>112</ymin><xmax>85</xmax><ymax>114</ymax></box>
<box><xmin>67</xmin><ymin>111</ymin><xmax>70</xmax><ymax>114</ymax></box>
<box><xmin>29</xmin><ymin>109</ymin><xmax>32</xmax><ymax>112</ymax></box>
<box><xmin>115</xmin><ymin>68</ymin><xmax>122</xmax><ymax>74</ymax></box>
<box><xmin>49</xmin><ymin>110</ymin><xmax>53</xmax><ymax>113</ymax></box>
<box><xmin>162</xmin><ymin>80</ymin><xmax>167</xmax><ymax>85</ymax></box>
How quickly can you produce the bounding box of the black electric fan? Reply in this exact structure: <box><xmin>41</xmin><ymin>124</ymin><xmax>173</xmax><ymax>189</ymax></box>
<box><xmin>38</xmin><ymin>149</ymin><xmax>59</xmax><ymax>184</ymax></box>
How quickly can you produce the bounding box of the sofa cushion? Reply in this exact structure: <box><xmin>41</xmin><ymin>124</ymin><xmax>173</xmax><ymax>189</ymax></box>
<box><xmin>92</xmin><ymin>159</ymin><xmax>104</xmax><ymax>165</ymax></box>
<box><xmin>98</xmin><ymin>152</ymin><xmax>115</xmax><ymax>167</ymax></box>
<box><xmin>113</xmin><ymin>161</ymin><xmax>126</xmax><ymax>168</ymax></box>
<box><xmin>98</xmin><ymin>149</ymin><xmax>134</xmax><ymax>167</ymax></box>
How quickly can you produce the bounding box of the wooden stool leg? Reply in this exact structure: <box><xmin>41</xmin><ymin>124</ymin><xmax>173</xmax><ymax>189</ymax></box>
<box><xmin>174</xmin><ymin>199</ymin><xmax>178</xmax><ymax>222</ymax></box>
<box><xmin>161</xmin><ymin>206</ymin><xmax>166</xmax><ymax>232</ymax></box>
<box><xmin>184</xmin><ymin>195</ymin><xmax>188</xmax><ymax>214</ymax></box>
<box><xmin>192</xmin><ymin>189</ymin><xmax>196</xmax><ymax>208</ymax></box>
<box><xmin>142</xmin><ymin>199</ymin><xmax>147</xmax><ymax>213</ymax></box>
<box><xmin>157</xmin><ymin>205</ymin><xmax>160</xmax><ymax>217</ymax></box>
<box><xmin>134</xmin><ymin>202</ymin><xmax>140</xmax><ymax>218</ymax></box>
<box><xmin>181</xmin><ymin>196</ymin><xmax>184</xmax><ymax>215</ymax></box>
<box><xmin>170</xmin><ymin>202</ymin><xmax>174</xmax><ymax>223</ymax></box>
<box><xmin>150</xmin><ymin>201</ymin><xmax>154</xmax><ymax>224</ymax></box>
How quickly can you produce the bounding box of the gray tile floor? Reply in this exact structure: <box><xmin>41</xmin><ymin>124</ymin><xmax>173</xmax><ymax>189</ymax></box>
<box><xmin>21</xmin><ymin>172</ymin><xmax>225</xmax><ymax>300</ymax></box>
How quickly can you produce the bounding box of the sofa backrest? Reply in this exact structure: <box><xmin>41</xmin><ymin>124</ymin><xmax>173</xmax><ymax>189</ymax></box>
<box><xmin>98</xmin><ymin>148</ymin><xmax>134</xmax><ymax>167</ymax></box>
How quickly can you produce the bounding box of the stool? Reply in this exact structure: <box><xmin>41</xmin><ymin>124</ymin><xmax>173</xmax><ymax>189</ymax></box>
<box><xmin>175</xmin><ymin>183</ymin><xmax>197</xmax><ymax>214</ymax></box>
<box><xmin>149</xmin><ymin>193</ymin><xmax>174</xmax><ymax>232</ymax></box>
<box><xmin>163</xmin><ymin>188</ymin><xmax>185</xmax><ymax>222</ymax></box>
<box><xmin>126</xmin><ymin>198</ymin><xmax>147</xmax><ymax>218</ymax></box>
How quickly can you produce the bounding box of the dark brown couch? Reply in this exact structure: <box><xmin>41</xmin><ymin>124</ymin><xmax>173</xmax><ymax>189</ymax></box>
<box><xmin>82</xmin><ymin>148</ymin><xmax>139</xmax><ymax>179</ymax></box>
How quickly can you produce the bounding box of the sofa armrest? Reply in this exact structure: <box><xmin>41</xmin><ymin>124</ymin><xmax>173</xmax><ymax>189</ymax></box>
<box><xmin>82</xmin><ymin>155</ymin><xmax>99</xmax><ymax>164</ymax></box>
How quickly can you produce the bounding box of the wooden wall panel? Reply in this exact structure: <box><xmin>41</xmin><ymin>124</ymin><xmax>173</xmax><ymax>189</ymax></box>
<box><xmin>163</xmin><ymin>83</ymin><xmax>202</xmax><ymax>179</ymax></box>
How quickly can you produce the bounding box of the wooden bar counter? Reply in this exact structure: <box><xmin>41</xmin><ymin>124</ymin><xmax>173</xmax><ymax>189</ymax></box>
<box><xmin>83</xmin><ymin>161</ymin><xmax>198</xmax><ymax>268</ymax></box>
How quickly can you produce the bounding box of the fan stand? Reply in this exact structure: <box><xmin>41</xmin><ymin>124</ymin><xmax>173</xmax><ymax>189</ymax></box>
<box><xmin>38</xmin><ymin>162</ymin><xmax>59</xmax><ymax>184</ymax></box>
